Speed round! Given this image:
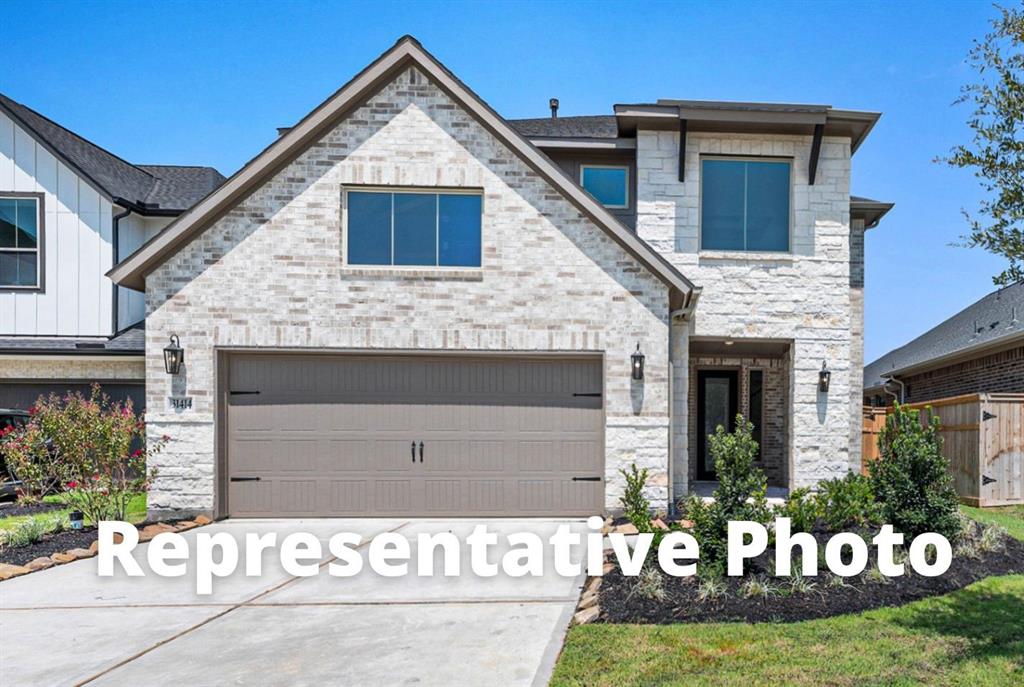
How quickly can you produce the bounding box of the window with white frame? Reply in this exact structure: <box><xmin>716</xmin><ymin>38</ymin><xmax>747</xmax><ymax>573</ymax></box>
<box><xmin>580</xmin><ymin>165</ymin><xmax>629</xmax><ymax>208</ymax></box>
<box><xmin>0</xmin><ymin>195</ymin><xmax>42</xmax><ymax>288</ymax></box>
<box><xmin>345</xmin><ymin>189</ymin><xmax>482</xmax><ymax>267</ymax></box>
<box><xmin>700</xmin><ymin>157</ymin><xmax>791</xmax><ymax>252</ymax></box>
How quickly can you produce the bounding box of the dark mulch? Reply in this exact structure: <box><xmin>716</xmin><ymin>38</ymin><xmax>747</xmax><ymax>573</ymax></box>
<box><xmin>0</xmin><ymin>501</ymin><xmax>64</xmax><ymax>518</ymax></box>
<box><xmin>599</xmin><ymin>525</ymin><xmax>1024</xmax><ymax>624</ymax></box>
<box><xmin>0</xmin><ymin>526</ymin><xmax>99</xmax><ymax>567</ymax></box>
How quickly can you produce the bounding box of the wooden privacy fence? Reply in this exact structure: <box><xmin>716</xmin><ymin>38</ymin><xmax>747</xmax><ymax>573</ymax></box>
<box><xmin>862</xmin><ymin>394</ymin><xmax>1024</xmax><ymax>507</ymax></box>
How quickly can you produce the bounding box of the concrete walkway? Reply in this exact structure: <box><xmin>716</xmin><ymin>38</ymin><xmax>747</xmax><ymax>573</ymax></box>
<box><xmin>0</xmin><ymin>518</ymin><xmax>586</xmax><ymax>686</ymax></box>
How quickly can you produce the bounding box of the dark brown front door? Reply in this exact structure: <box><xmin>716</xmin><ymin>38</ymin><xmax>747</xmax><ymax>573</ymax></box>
<box><xmin>697</xmin><ymin>370</ymin><xmax>738</xmax><ymax>481</ymax></box>
<box><xmin>224</xmin><ymin>353</ymin><xmax>605</xmax><ymax>517</ymax></box>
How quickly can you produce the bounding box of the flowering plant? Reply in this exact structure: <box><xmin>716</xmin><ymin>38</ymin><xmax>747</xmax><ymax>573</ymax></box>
<box><xmin>0</xmin><ymin>385</ymin><xmax>165</xmax><ymax>522</ymax></box>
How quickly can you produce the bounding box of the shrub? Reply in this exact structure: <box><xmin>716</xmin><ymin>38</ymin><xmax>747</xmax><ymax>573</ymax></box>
<box><xmin>0</xmin><ymin>513</ymin><xmax>68</xmax><ymax>550</ymax></box>
<box><xmin>628</xmin><ymin>566</ymin><xmax>667</xmax><ymax>602</ymax></box>
<box><xmin>775</xmin><ymin>487</ymin><xmax>819</xmax><ymax>533</ymax></box>
<box><xmin>869</xmin><ymin>403</ymin><xmax>961</xmax><ymax>540</ymax></box>
<box><xmin>682</xmin><ymin>415</ymin><xmax>771</xmax><ymax>563</ymax></box>
<box><xmin>816</xmin><ymin>473</ymin><xmax>881</xmax><ymax>531</ymax></box>
<box><xmin>0</xmin><ymin>385</ymin><xmax>165</xmax><ymax>523</ymax></box>
<box><xmin>696</xmin><ymin>576</ymin><xmax>728</xmax><ymax>601</ymax></box>
<box><xmin>739</xmin><ymin>576</ymin><xmax>777</xmax><ymax>599</ymax></box>
<box><xmin>619</xmin><ymin>463</ymin><xmax>652</xmax><ymax>533</ymax></box>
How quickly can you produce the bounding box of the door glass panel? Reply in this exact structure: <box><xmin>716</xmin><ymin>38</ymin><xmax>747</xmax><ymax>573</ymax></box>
<box><xmin>703</xmin><ymin>377</ymin><xmax>731</xmax><ymax>473</ymax></box>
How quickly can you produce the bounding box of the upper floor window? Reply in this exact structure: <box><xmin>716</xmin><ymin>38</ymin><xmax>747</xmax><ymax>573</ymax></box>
<box><xmin>700</xmin><ymin>158</ymin><xmax>790</xmax><ymax>252</ymax></box>
<box><xmin>0</xmin><ymin>195</ymin><xmax>42</xmax><ymax>288</ymax></box>
<box><xmin>345</xmin><ymin>189</ymin><xmax>482</xmax><ymax>268</ymax></box>
<box><xmin>580</xmin><ymin>165</ymin><xmax>629</xmax><ymax>209</ymax></box>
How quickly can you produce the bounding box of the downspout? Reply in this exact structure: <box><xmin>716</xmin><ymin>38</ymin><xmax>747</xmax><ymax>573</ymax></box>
<box><xmin>882</xmin><ymin>375</ymin><xmax>905</xmax><ymax>404</ymax></box>
<box><xmin>111</xmin><ymin>203</ymin><xmax>133</xmax><ymax>334</ymax></box>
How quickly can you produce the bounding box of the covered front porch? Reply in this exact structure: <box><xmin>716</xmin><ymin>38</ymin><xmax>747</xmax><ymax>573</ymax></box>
<box><xmin>685</xmin><ymin>337</ymin><xmax>793</xmax><ymax>496</ymax></box>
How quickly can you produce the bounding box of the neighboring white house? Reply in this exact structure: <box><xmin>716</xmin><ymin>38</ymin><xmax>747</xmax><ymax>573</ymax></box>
<box><xmin>108</xmin><ymin>36</ymin><xmax>892</xmax><ymax>520</ymax></box>
<box><xmin>0</xmin><ymin>94</ymin><xmax>223</xmax><ymax>410</ymax></box>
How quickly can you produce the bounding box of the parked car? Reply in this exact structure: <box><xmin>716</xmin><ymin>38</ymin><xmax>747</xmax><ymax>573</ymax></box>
<box><xmin>0</xmin><ymin>409</ymin><xmax>30</xmax><ymax>499</ymax></box>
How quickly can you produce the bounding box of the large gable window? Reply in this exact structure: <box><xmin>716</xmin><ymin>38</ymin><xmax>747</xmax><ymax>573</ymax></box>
<box><xmin>346</xmin><ymin>189</ymin><xmax>482</xmax><ymax>267</ymax></box>
<box><xmin>580</xmin><ymin>165</ymin><xmax>629</xmax><ymax>208</ymax></box>
<box><xmin>701</xmin><ymin>158</ymin><xmax>790</xmax><ymax>252</ymax></box>
<box><xmin>0</xmin><ymin>195</ymin><xmax>42</xmax><ymax>288</ymax></box>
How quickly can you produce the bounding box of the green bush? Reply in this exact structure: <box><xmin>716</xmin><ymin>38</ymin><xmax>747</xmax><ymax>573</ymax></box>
<box><xmin>817</xmin><ymin>473</ymin><xmax>881</xmax><ymax>531</ymax></box>
<box><xmin>0</xmin><ymin>513</ymin><xmax>68</xmax><ymax>550</ymax></box>
<box><xmin>775</xmin><ymin>487</ymin><xmax>820</xmax><ymax>533</ymax></box>
<box><xmin>682</xmin><ymin>415</ymin><xmax>771</xmax><ymax>563</ymax></box>
<box><xmin>619</xmin><ymin>463</ymin><xmax>652</xmax><ymax>533</ymax></box>
<box><xmin>869</xmin><ymin>403</ymin><xmax>961</xmax><ymax>540</ymax></box>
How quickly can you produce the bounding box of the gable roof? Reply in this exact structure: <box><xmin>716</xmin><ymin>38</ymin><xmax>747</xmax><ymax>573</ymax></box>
<box><xmin>0</xmin><ymin>93</ymin><xmax>225</xmax><ymax>212</ymax></box>
<box><xmin>864</xmin><ymin>281</ymin><xmax>1024</xmax><ymax>391</ymax></box>
<box><xmin>107</xmin><ymin>36</ymin><xmax>699</xmax><ymax>310</ymax></box>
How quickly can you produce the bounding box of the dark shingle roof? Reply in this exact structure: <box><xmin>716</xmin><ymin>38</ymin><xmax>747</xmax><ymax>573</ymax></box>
<box><xmin>0</xmin><ymin>93</ymin><xmax>224</xmax><ymax>212</ymax></box>
<box><xmin>0</xmin><ymin>323</ymin><xmax>144</xmax><ymax>356</ymax></box>
<box><xmin>508</xmin><ymin>115</ymin><xmax>619</xmax><ymax>139</ymax></box>
<box><xmin>864</xmin><ymin>282</ymin><xmax>1024</xmax><ymax>390</ymax></box>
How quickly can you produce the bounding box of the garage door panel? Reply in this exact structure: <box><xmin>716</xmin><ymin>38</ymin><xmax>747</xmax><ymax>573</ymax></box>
<box><xmin>226</xmin><ymin>354</ymin><xmax>603</xmax><ymax>517</ymax></box>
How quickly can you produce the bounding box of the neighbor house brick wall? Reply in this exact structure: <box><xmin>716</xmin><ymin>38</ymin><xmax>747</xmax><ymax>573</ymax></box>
<box><xmin>144</xmin><ymin>67</ymin><xmax>674</xmax><ymax>518</ymax></box>
<box><xmin>902</xmin><ymin>345</ymin><xmax>1024</xmax><ymax>403</ymax></box>
<box><xmin>636</xmin><ymin>130</ymin><xmax>854</xmax><ymax>489</ymax></box>
<box><xmin>0</xmin><ymin>358</ymin><xmax>144</xmax><ymax>380</ymax></box>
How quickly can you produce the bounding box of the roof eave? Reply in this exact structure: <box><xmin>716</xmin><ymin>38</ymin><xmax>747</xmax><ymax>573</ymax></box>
<box><xmin>851</xmin><ymin>200</ymin><xmax>895</xmax><ymax>229</ymax></box>
<box><xmin>884</xmin><ymin>329</ymin><xmax>1024</xmax><ymax>379</ymax></box>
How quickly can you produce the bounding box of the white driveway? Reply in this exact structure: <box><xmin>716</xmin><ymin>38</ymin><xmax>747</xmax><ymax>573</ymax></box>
<box><xmin>0</xmin><ymin>519</ymin><xmax>587</xmax><ymax>686</ymax></box>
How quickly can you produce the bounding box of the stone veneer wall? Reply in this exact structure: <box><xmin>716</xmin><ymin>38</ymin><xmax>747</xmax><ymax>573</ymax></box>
<box><xmin>637</xmin><ymin>130</ymin><xmax>854</xmax><ymax>489</ymax></box>
<box><xmin>0</xmin><ymin>358</ymin><xmax>144</xmax><ymax>380</ymax></box>
<box><xmin>848</xmin><ymin>218</ymin><xmax>865</xmax><ymax>472</ymax></box>
<box><xmin>687</xmin><ymin>354</ymin><xmax>789</xmax><ymax>488</ymax></box>
<box><xmin>144</xmin><ymin>67</ymin><xmax>674</xmax><ymax>518</ymax></box>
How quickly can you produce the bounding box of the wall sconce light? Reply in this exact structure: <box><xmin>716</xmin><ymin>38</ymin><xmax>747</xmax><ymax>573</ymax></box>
<box><xmin>818</xmin><ymin>361</ymin><xmax>831</xmax><ymax>393</ymax></box>
<box><xmin>631</xmin><ymin>343</ymin><xmax>645</xmax><ymax>381</ymax></box>
<box><xmin>163</xmin><ymin>334</ymin><xmax>184</xmax><ymax>375</ymax></box>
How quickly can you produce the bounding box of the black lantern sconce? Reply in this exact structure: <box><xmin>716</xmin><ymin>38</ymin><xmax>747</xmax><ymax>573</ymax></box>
<box><xmin>163</xmin><ymin>334</ymin><xmax>184</xmax><ymax>375</ymax></box>
<box><xmin>818</xmin><ymin>361</ymin><xmax>831</xmax><ymax>393</ymax></box>
<box><xmin>631</xmin><ymin>343</ymin><xmax>645</xmax><ymax>381</ymax></box>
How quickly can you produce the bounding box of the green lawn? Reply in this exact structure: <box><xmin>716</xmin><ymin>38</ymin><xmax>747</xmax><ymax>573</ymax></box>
<box><xmin>551</xmin><ymin>507</ymin><xmax>1024</xmax><ymax>687</ymax></box>
<box><xmin>0</xmin><ymin>492</ymin><xmax>147</xmax><ymax>532</ymax></box>
<box><xmin>962</xmin><ymin>505</ymin><xmax>1024</xmax><ymax>542</ymax></box>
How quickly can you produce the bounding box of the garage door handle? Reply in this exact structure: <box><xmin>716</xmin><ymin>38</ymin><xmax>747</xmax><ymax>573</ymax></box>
<box><xmin>573</xmin><ymin>392</ymin><xmax>602</xmax><ymax>397</ymax></box>
<box><xmin>419</xmin><ymin>441</ymin><xmax>424</xmax><ymax>463</ymax></box>
<box><xmin>230</xmin><ymin>477</ymin><xmax>261</xmax><ymax>482</ymax></box>
<box><xmin>572</xmin><ymin>476</ymin><xmax>601</xmax><ymax>482</ymax></box>
<box><xmin>411</xmin><ymin>442</ymin><xmax>416</xmax><ymax>464</ymax></box>
<box><xmin>229</xmin><ymin>390</ymin><xmax>260</xmax><ymax>396</ymax></box>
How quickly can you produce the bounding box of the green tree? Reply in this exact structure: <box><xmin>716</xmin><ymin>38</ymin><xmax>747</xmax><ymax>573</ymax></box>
<box><xmin>943</xmin><ymin>5</ymin><xmax>1024</xmax><ymax>286</ymax></box>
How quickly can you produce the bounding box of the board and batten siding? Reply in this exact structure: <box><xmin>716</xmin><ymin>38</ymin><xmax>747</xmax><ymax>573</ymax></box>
<box><xmin>0</xmin><ymin>111</ymin><xmax>115</xmax><ymax>337</ymax></box>
<box><xmin>117</xmin><ymin>213</ymin><xmax>171</xmax><ymax>329</ymax></box>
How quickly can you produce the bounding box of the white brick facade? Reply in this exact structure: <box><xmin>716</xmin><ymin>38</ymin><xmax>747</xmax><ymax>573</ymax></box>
<box><xmin>637</xmin><ymin>130</ymin><xmax>855</xmax><ymax>492</ymax></box>
<box><xmin>144</xmin><ymin>68</ymin><xmax>674</xmax><ymax>517</ymax></box>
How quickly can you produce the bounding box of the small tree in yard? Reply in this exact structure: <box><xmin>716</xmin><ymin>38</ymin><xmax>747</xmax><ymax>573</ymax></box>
<box><xmin>0</xmin><ymin>385</ymin><xmax>166</xmax><ymax>523</ymax></box>
<box><xmin>870</xmin><ymin>403</ymin><xmax>961</xmax><ymax>540</ymax></box>
<box><xmin>683</xmin><ymin>415</ymin><xmax>771</xmax><ymax>563</ymax></box>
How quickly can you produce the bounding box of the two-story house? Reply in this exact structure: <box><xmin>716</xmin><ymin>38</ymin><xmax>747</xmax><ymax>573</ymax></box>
<box><xmin>108</xmin><ymin>37</ymin><xmax>891</xmax><ymax>519</ymax></box>
<box><xmin>0</xmin><ymin>94</ymin><xmax>224</xmax><ymax>411</ymax></box>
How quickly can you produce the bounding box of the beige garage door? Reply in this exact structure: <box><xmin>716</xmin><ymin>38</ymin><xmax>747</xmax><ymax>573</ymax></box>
<box><xmin>225</xmin><ymin>354</ymin><xmax>604</xmax><ymax>517</ymax></box>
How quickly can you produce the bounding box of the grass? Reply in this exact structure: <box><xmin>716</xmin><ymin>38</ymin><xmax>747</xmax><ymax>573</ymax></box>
<box><xmin>551</xmin><ymin>506</ymin><xmax>1024</xmax><ymax>687</ymax></box>
<box><xmin>0</xmin><ymin>492</ymin><xmax>147</xmax><ymax>532</ymax></box>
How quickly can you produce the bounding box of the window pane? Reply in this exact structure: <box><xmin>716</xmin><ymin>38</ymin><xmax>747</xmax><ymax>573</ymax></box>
<box><xmin>746</xmin><ymin>162</ymin><xmax>789</xmax><ymax>251</ymax></box>
<box><xmin>393</xmin><ymin>193</ymin><xmax>437</xmax><ymax>266</ymax></box>
<box><xmin>16</xmin><ymin>252</ymin><xmax>37</xmax><ymax>286</ymax></box>
<box><xmin>700</xmin><ymin>160</ymin><xmax>746</xmax><ymax>250</ymax></box>
<box><xmin>347</xmin><ymin>192</ymin><xmax>392</xmax><ymax>265</ymax></box>
<box><xmin>581</xmin><ymin>167</ymin><xmax>628</xmax><ymax>207</ymax></box>
<box><xmin>438</xmin><ymin>194</ymin><xmax>481</xmax><ymax>267</ymax></box>
<box><xmin>0</xmin><ymin>199</ymin><xmax>15</xmax><ymax>248</ymax></box>
<box><xmin>0</xmin><ymin>251</ymin><xmax>17</xmax><ymax>285</ymax></box>
<box><xmin>15</xmin><ymin>199</ymin><xmax>37</xmax><ymax>249</ymax></box>
<box><xmin>749</xmin><ymin>370</ymin><xmax>763</xmax><ymax>460</ymax></box>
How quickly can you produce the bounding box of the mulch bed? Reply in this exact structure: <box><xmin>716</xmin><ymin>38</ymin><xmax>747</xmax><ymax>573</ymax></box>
<box><xmin>0</xmin><ymin>501</ymin><xmax>64</xmax><ymax>518</ymax></box>
<box><xmin>0</xmin><ymin>526</ymin><xmax>100</xmax><ymax>567</ymax></box>
<box><xmin>598</xmin><ymin>526</ymin><xmax>1024</xmax><ymax>624</ymax></box>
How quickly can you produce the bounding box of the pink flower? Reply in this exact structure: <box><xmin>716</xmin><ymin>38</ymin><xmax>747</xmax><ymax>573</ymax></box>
<box><xmin>161</xmin><ymin>434</ymin><xmax>171</xmax><ymax>442</ymax></box>
<box><xmin>68</xmin><ymin>480</ymin><xmax>78</xmax><ymax>489</ymax></box>
<box><xmin>132</xmin><ymin>449</ymin><xmax>143</xmax><ymax>457</ymax></box>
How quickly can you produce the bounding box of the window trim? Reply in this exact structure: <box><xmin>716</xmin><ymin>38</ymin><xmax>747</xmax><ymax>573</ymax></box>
<box><xmin>579</xmin><ymin>164</ymin><xmax>630</xmax><ymax>210</ymax></box>
<box><xmin>0</xmin><ymin>191</ymin><xmax>45</xmax><ymax>292</ymax></box>
<box><xmin>341</xmin><ymin>185</ymin><xmax>484</xmax><ymax>271</ymax></box>
<box><xmin>698</xmin><ymin>155</ymin><xmax>793</xmax><ymax>254</ymax></box>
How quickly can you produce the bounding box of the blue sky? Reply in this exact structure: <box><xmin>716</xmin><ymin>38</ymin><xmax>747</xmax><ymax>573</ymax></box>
<box><xmin>0</xmin><ymin>0</ymin><xmax>1004</xmax><ymax>362</ymax></box>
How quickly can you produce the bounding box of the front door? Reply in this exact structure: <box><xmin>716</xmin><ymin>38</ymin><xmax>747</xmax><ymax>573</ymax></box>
<box><xmin>697</xmin><ymin>370</ymin><xmax>738</xmax><ymax>481</ymax></box>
